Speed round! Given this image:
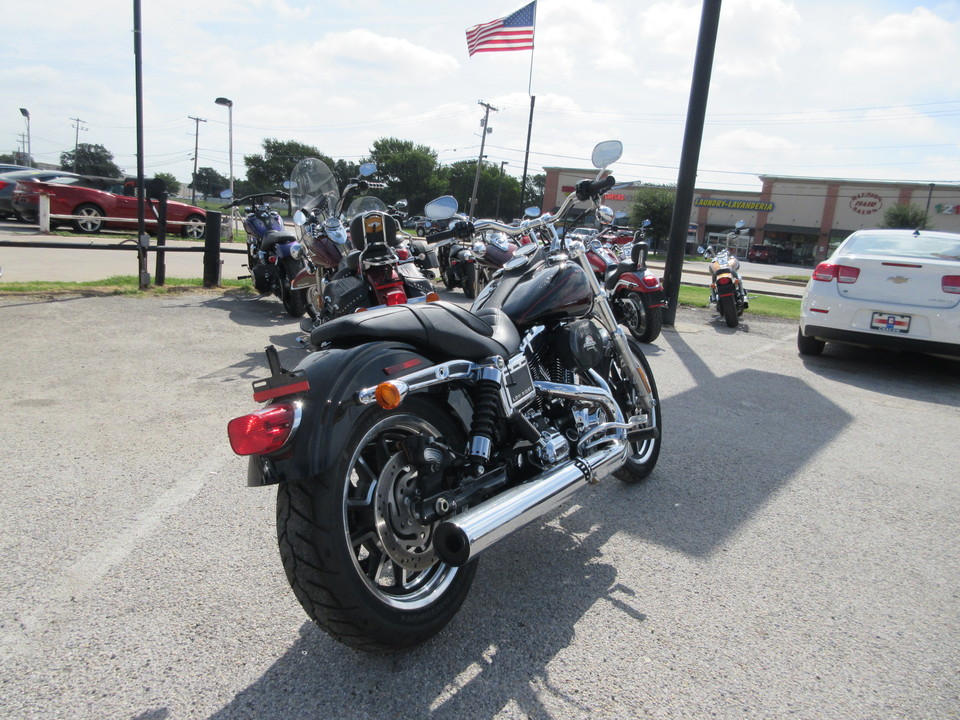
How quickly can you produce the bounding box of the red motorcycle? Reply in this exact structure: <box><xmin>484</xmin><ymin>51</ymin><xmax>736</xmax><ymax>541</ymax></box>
<box><xmin>583</xmin><ymin>216</ymin><xmax>666</xmax><ymax>343</ymax></box>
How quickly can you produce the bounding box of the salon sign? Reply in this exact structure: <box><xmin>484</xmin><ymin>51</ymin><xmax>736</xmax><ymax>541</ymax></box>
<box><xmin>850</xmin><ymin>192</ymin><xmax>883</xmax><ymax>215</ymax></box>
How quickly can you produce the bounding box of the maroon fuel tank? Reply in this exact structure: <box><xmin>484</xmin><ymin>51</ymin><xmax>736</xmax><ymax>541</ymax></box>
<box><xmin>304</xmin><ymin>233</ymin><xmax>344</xmax><ymax>269</ymax></box>
<box><xmin>475</xmin><ymin>257</ymin><xmax>594</xmax><ymax>330</ymax></box>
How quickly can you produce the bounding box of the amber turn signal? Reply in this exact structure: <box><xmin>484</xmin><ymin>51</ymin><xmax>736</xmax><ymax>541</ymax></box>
<box><xmin>374</xmin><ymin>382</ymin><xmax>404</xmax><ymax>410</ymax></box>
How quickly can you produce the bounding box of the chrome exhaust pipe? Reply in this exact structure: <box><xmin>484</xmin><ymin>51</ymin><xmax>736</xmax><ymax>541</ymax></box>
<box><xmin>434</xmin><ymin>439</ymin><xmax>626</xmax><ymax>566</ymax></box>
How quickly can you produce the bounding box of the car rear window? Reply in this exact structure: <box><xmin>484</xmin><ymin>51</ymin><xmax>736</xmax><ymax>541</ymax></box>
<box><xmin>842</xmin><ymin>233</ymin><xmax>960</xmax><ymax>261</ymax></box>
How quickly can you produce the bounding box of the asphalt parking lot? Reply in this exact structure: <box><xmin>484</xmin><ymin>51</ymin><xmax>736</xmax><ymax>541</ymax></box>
<box><xmin>0</xmin><ymin>286</ymin><xmax>957</xmax><ymax>719</ymax></box>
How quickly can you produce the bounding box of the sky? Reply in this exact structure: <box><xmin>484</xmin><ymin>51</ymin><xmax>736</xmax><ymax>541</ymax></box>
<box><xmin>2</xmin><ymin>0</ymin><xmax>958</xmax><ymax>196</ymax></box>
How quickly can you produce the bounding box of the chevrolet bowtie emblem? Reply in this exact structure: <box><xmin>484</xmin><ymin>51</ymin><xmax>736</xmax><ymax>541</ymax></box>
<box><xmin>887</xmin><ymin>276</ymin><xmax>909</xmax><ymax>284</ymax></box>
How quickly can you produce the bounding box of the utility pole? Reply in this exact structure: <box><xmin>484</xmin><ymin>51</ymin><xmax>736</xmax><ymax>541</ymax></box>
<box><xmin>69</xmin><ymin>117</ymin><xmax>88</xmax><ymax>171</ymax></box>
<box><xmin>468</xmin><ymin>100</ymin><xmax>498</xmax><ymax>220</ymax></box>
<box><xmin>188</xmin><ymin>115</ymin><xmax>207</xmax><ymax>203</ymax></box>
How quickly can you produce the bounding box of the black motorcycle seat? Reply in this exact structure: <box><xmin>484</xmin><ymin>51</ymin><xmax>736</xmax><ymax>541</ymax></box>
<box><xmin>261</xmin><ymin>230</ymin><xmax>297</xmax><ymax>253</ymax></box>
<box><xmin>310</xmin><ymin>301</ymin><xmax>521</xmax><ymax>360</ymax></box>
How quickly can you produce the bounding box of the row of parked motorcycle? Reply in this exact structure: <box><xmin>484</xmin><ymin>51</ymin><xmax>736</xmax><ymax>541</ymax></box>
<box><xmin>222</xmin><ymin>155</ymin><xmax>670</xmax><ymax>344</ymax></box>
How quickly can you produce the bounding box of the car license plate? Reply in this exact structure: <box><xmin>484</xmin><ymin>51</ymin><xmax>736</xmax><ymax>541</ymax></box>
<box><xmin>870</xmin><ymin>312</ymin><xmax>911</xmax><ymax>333</ymax></box>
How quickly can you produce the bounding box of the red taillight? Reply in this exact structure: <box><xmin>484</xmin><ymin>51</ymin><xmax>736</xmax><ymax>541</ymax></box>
<box><xmin>641</xmin><ymin>274</ymin><xmax>661</xmax><ymax>289</ymax></box>
<box><xmin>227</xmin><ymin>403</ymin><xmax>296</xmax><ymax>456</ymax></box>
<box><xmin>384</xmin><ymin>290</ymin><xmax>407</xmax><ymax>306</ymax></box>
<box><xmin>0</xmin><ymin>181</ymin><xmax>8</xmax><ymax>191</ymax></box>
<box><xmin>717</xmin><ymin>276</ymin><xmax>732</xmax><ymax>285</ymax></box>
<box><xmin>943</xmin><ymin>275</ymin><xmax>960</xmax><ymax>294</ymax></box>
<box><xmin>812</xmin><ymin>262</ymin><xmax>859</xmax><ymax>283</ymax></box>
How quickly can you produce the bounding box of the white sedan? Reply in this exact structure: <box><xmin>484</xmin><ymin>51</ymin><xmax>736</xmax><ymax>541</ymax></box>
<box><xmin>798</xmin><ymin>228</ymin><xmax>960</xmax><ymax>358</ymax></box>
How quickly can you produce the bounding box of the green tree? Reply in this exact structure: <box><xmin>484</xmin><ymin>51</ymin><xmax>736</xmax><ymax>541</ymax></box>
<box><xmin>880</xmin><ymin>203</ymin><xmax>932</xmax><ymax>230</ymax></box>
<box><xmin>441</xmin><ymin>159</ymin><xmax>522</xmax><ymax>220</ymax></box>
<box><xmin>367</xmin><ymin>137</ymin><xmax>446</xmax><ymax>214</ymax></box>
<box><xmin>244</xmin><ymin>139</ymin><xmax>327</xmax><ymax>192</ymax></box>
<box><xmin>189</xmin><ymin>167</ymin><xmax>229</xmax><ymax>199</ymax></box>
<box><xmin>521</xmin><ymin>173</ymin><xmax>545</xmax><ymax>215</ymax></box>
<box><xmin>152</xmin><ymin>172</ymin><xmax>180</xmax><ymax>196</ymax></box>
<box><xmin>629</xmin><ymin>185</ymin><xmax>676</xmax><ymax>249</ymax></box>
<box><xmin>0</xmin><ymin>152</ymin><xmax>18</xmax><ymax>164</ymax></box>
<box><xmin>60</xmin><ymin>143</ymin><xmax>123</xmax><ymax>177</ymax></box>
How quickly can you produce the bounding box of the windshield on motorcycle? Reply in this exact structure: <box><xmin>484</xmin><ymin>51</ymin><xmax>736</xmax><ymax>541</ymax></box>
<box><xmin>344</xmin><ymin>195</ymin><xmax>389</xmax><ymax>221</ymax></box>
<box><xmin>289</xmin><ymin>158</ymin><xmax>339</xmax><ymax>218</ymax></box>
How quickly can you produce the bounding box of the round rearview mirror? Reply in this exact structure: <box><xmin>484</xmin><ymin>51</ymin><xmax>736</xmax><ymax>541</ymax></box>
<box><xmin>395</xmin><ymin>199</ymin><xmax>408</xmax><ymax>210</ymax></box>
<box><xmin>697</xmin><ymin>246</ymin><xmax>705</xmax><ymax>254</ymax></box>
<box><xmin>283</xmin><ymin>180</ymin><xmax>296</xmax><ymax>189</ymax></box>
<box><xmin>293</xmin><ymin>210</ymin><xmax>307</xmax><ymax>226</ymax></box>
<box><xmin>642</xmin><ymin>219</ymin><xmax>652</xmax><ymax>228</ymax></box>
<box><xmin>596</xmin><ymin>205</ymin><xmax>615</xmax><ymax>226</ymax></box>
<box><xmin>359</xmin><ymin>162</ymin><xmax>377</xmax><ymax>178</ymax></box>
<box><xmin>524</xmin><ymin>206</ymin><xmax>540</xmax><ymax>218</ymax></box>
<box><xmin>219</xmin><ymin>189</ymin><xmax>233</xmax><ymax>199</ymax></box>
<box><xmin>591</xmin><ymin>140</ymin><xmax>623</xmax><ymax>169</ymax></box>
<box><xmin>735</xmin><ymin>219</ymin><xmax>745</xmax><ymax>229</ymax></box>
<box><xmin>424</xmin><ymin>195</ymin><xmax>459</xmax><ymax>219</ymax></box>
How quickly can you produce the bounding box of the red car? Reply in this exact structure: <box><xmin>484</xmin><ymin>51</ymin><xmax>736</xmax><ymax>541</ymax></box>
<box><xmin>747</xmin><ymin>244</ymin><xmax>779</xmax><ymax>263</ymax></box>
<box><xmin>13</xmin><ymin>177</ymin><xmax>206</xmax><ymax>239</ymax></box>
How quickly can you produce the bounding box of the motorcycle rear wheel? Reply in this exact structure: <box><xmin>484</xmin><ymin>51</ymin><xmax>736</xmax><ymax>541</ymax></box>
<box><xmin>720</xmin><ymin>296</ymin><xmax>739</xmax><ymax>328</ymax></box>
<box><xmin>280</xmin><ymin>259</ymin><xmax>309</xmax><ymax>317</ymax></box>
<box><xmin>620</xmin><ymin>293</ymin><xmax>663</xmax><ymax>344</ymax></box>
<box><xmin>604</xmin><ymin>339</ymin><xmax>662</xmax><ymax>483</ymax></box>
<box><xmin>276</xmin><ymin>398</ymin><xmax>476</xmax><ymax>653</ymax></box>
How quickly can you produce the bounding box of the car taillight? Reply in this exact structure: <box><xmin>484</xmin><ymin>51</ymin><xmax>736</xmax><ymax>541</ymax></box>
<box><xmin>0</xmin><ymin>181</ymin><xmax>8</xmax><ymax>191</ymax></box>
<box><xmin>943</xmin><ymin>275</ymin><xmax>960</xmax><ymax>294</ymax></box>
<box><xmin>227</xmin><ymin>403</ymin><xmax>297</xmax><ymax>456</ymax></box>
<box><xmin>812</xmin><ymin>262</ymin><xmax>859</xmax><ymax>283</ymax></box>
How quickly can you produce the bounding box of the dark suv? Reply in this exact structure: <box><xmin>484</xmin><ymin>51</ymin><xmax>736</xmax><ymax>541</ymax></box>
<box><xmin>747</xmin><ymin>244</ymin><xmax>778</xmax><ymax>263</ymax></box>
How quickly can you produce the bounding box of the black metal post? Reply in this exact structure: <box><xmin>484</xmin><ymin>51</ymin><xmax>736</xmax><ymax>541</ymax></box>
<box><xmin>154</xmin><ymin>192</ymin><xmax>168</xmax><ymax>285</ymax></box>
<box><xmin>661</xmin><ymin>0</ymin><xmax>722</xmax><ymax>326</ymax></box>
<box><xmin>203</xmin><ymin>211</ymin><xmax>222</xmax><ymax>288</ymax></box>
<box><xmin>133</xmin><ymin>0</ymin><xmax>149</xmax><ymax>289</ymax></box>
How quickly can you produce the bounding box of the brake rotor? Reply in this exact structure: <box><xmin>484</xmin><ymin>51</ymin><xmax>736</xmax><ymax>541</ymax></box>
<box><xmin>374</xmin><ymin>453</ymin><xmax>437</xmax><ymax>571</ymax></box>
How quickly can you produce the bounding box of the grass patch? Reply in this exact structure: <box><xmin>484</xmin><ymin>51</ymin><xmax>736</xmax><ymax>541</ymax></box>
<box><xmin>0</xmin><ymin>275</ymin><xmax>253</xmax><ymax>296</ymax></box>
<box><xmin>677</xmin><ymin>284</ymin><xmax>800</xmax><ymax>320</ymax></box>
<box><xmin>772</xmin><ymin>275</ymin><xmax>810</xmax><ymax>284</ymax></box>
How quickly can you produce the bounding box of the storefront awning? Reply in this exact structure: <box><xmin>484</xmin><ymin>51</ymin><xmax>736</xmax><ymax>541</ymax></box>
<box><xmin>763</xmin><ymin>223</ymin><xmax>820</xmax><ymax>235</ymax></box>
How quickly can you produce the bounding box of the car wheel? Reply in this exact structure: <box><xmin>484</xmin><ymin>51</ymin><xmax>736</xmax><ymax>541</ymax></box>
<box><xmin>181</xmin><ymin>214</ymin><xmax>205</xmax><ymax>239</ymax></box>
<box><xmin>73</xmin><ymin>203</ymin><xmax>105</xmax><ymax>234</ymax></box>
<box><xmin>14</xmin><ymin>210</ymin><xmax>37</xmax><ymax>224</ymax></box>
<box><xmin>797</xmin><ymin>328</ymin><xmax>825</xmax><ymax>356</ymax></box>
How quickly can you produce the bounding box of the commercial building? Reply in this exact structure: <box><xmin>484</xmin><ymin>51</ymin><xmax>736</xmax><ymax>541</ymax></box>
<box><xmin>542</xmin><ymin>166</ymin><xmax>960</xmax><ymax>267</ymax></box>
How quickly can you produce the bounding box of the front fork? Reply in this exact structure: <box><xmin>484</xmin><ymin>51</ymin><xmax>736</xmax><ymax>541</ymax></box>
<box><xmin>573</xmin><ymin>252</ymin><xmax>655</xmax><ymax>412</ymax></box>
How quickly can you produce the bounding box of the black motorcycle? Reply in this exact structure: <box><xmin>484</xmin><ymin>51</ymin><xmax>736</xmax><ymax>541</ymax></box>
<box><xmin>227</xmin><ymin>141</ymin><xmax>661</xmax><ymax>653</ymax></box>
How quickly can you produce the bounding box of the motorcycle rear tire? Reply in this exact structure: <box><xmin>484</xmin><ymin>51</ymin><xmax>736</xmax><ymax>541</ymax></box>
<box><xmin>280</xmin><ymin>259</ymin><xmax>309</xmax><ymax>318</ymax></box>
<box><xmin>621</xmin><ymin>293</ymin><xmax>663</xmax><ymax>344</ymax></box>
<box><xmin>604</xmin><ymin>339</ymin><xmax>662</xmax><ymax>483</ymax></box>
<box><xmin>721</xmin><ymin>296</ymin><xmax>739</xmax><ymax>328</ymax></box>
<box><xmin>276</xmin><ymin>397</ymin><xmax>476</xmax><ymax>654</ymax></box>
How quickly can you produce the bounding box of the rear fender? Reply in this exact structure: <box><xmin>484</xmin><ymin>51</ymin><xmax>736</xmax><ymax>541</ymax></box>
<box><xmin>247</xmin><ymin>341</ymin><xmax>438</xmax><ymax>486</ymax></box>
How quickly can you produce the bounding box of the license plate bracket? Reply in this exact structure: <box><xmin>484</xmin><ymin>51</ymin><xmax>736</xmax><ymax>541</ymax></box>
<box><xmin>870</xmin><ymin>312</ymin><xmax>911</xmax><ymax>333</ymax></box>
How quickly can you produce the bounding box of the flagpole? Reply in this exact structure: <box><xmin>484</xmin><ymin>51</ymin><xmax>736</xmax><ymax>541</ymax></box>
<box><xmin>519</xmin><ymin>2</ymin><xmax>538</xmax><ymax>215</ymax></box>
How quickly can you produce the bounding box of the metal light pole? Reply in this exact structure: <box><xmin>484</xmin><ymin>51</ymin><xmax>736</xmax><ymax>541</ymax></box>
<box><xmin>495</xmin><ymin>161</ymin><xmax>508</xmax><ymax>220</ymax></box>
<box><xmin>214</xmin><ymin>97</ymin><xmax>234</xmax><ymax>240</ymax></box>
<box><xmin>18</xmin><ymin>108</ymin><xmax>31</xmax><ymax>167</ymax></box>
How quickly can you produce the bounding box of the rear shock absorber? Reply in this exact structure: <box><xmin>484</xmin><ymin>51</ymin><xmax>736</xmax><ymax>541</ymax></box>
<box><xmin>468</xmin><ymin>366</ymin><xmax>504</xmax><ymax>473</ymax></box>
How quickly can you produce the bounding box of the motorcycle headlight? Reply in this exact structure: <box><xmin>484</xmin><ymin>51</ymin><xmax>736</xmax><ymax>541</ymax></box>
<box><xmin>471</xmin><ymin>240</ymin><xmax>486</xmax><ymax>257</ymax></box>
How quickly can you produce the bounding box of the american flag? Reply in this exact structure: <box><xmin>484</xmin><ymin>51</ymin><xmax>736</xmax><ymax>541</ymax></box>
<box><xmin>465</xmin><ymin>2</ymin><xmax>536</xmax><ymax>56</ymax></box>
